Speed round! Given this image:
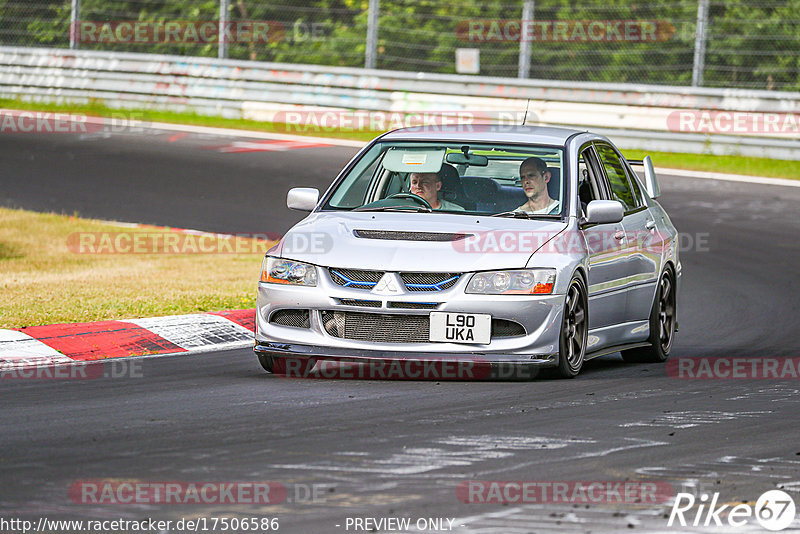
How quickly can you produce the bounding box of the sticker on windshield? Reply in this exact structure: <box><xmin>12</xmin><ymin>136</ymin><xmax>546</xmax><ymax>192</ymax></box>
<box><xmin>402</xmin><ymin>153</ymin><xmax>427</xmax><ymax>165</ymax></box>
<box><xmin>383</xmin><ymin>148</ymin><xmax>445</xmax><ymax>173</ymax></box>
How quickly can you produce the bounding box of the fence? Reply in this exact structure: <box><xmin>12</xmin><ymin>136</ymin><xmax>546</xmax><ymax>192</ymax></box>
<box><xmin>1</xmin><ymin>0</ymin><xmax>799</xmax><ymax>91</ymax></box>
<box><xmin>2</xmin><ymin>46</ymin><xmax>799</xmax><ymax>160</ymax></box>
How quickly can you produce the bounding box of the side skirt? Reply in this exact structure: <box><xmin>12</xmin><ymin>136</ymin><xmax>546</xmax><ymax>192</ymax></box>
<box><xmin>585</xmin><ymin>342</ymin><xmax>651</xmax><ymax>361</ymax></box>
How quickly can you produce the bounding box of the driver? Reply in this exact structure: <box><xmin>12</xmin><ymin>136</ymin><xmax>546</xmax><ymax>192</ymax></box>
<box><xmin>516</xmin><ymin>156</ymin><xmax>560</xmax><ymax>214</ymax></box>
<box><xmin>409</xmin><ymin>171</ymin><xmax>464</xmax><ymax>211</ymax></box>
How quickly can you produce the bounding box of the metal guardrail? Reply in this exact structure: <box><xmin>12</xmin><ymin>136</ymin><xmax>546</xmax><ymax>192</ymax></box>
<box><xmin>1</xmin><ymin>46</ymin><xmax>799</xmax><ymax>160</ymax></box>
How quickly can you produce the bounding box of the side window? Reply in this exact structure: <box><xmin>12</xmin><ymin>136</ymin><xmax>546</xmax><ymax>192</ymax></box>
<box><xmin>577</xmin><ymin>151</ymin><xmax>596</xmax><ymax>198</ymax></box>
<box><xmin>623</xmin><ymin>160</ymin><xmax>646</xmax><ymax>204</ymax></box>
<box><xmin>595</xmin><ymin>143</ymin><xmax>639</xmax><ymax>212</ymax></box>
<box><xmin>578</xmin><ymin>146</ymin><xmax>605</xmax><ymax>210</ymax></box>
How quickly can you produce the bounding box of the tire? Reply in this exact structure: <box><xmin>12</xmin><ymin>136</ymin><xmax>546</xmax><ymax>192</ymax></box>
<box><xmin>554</xmin><ymin>275</ymin><xmax>589</xmax><ymax>378</ymax></box>
<box><xmin>257</xmin><ymin>354</ymin><xmax>274</xmax><ymax>373</ymax></box>
<box><xmin>621</xmin><ymin>266</ymin><xmax>676</xmax><ymax>363</ymax></box>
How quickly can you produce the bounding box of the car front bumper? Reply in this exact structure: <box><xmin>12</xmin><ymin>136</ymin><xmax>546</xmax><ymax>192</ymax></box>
<box><xmin>254</xmin><ymin>277</ymin><xmax>565</xmax><ymax>368</ymax></box>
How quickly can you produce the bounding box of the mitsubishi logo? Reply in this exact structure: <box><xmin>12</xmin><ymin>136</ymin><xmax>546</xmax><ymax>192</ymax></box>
<box><xmin>371</xmin><ymin>273</ymin><xmax>402</xmax><ymax>295</ymax></box>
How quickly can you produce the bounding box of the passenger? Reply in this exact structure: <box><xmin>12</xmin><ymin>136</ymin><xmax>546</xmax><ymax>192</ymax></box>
<box><xmin>409</xmin><ymin>171</ymin><xmax>465</xmax><ymax>211</ymax></box>
<box><xmin>516</xmin><ymin>156</ymin><xmax>560</xmax><ymax>214</ymax></box>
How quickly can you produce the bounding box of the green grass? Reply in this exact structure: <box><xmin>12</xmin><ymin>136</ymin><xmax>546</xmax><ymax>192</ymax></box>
<box><xmin>0</xmin><ymin>207</ymin><xmax>273</xmax><ymax>328</ymax></box>
<box><xmin>623</xmin><ymin>149</ymin><xmax>799</xmax><ymax>180</ymax></box>
<box><xmin>2</xmin><ymin>98</ymin><xmax>798</xmax><ymax>179</ymax></box>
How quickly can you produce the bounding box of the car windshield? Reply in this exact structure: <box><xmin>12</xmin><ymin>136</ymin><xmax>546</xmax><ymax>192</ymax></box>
<box><xmin>323</xmin><ymin>141</ymin><xmax>565</xmax><ymax>217</ymax></box>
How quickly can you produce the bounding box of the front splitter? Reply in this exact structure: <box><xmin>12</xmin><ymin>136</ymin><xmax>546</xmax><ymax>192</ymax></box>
<box><xmin>254</xmin><ymin>341</ymin><xmax>558</xmax><ymax>380</ymax></box>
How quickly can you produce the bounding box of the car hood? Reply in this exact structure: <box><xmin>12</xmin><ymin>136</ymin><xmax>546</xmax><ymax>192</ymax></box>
<box><xmin>273</xmin><ymin>212</ymin><xmax>568</xmax><ymax>272</ymax></box>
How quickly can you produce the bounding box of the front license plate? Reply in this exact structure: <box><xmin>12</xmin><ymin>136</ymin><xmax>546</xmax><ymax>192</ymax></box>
<box><xmin>429</xmin><ymin>312</ymin><xmax>491</xmax><ymax>344</ymax></box>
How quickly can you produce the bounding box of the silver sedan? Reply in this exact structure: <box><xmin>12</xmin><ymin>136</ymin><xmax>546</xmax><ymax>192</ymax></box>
<box><xmin>254</xmin><ymin>125</ymin><xmax>680</xmax><ymax>379</ymax></box>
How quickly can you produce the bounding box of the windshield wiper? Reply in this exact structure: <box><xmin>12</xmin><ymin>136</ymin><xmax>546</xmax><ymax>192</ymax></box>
<box><xmin>353</xmin><ymin>205</ymin><xmax>432</xmax><ymax>213</ymax></box>
<box><xmin>491</xmin><ymin>211</ymin><xmax>560</xmax><ymax>219</ymax></box>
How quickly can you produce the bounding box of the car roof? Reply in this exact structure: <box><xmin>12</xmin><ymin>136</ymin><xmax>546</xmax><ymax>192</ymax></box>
<box><xmin>380</xmin><ymin>124</ymin><xmax>591</xmax><ymax>146</ymax></box>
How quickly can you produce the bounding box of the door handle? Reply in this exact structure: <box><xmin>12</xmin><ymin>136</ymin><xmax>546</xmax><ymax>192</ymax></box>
<box><xmin>645</xmin><ymin>219</ymin><xmax>656</xmax><ymax>230</ymax></box>
<box><xmin>614</xmin><ymin>231</ymin><xmax>625</xmax><ymax>241</ymax></box>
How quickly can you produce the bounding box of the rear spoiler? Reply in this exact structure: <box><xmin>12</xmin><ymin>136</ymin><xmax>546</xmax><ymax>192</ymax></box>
<box><xmin>627</xmin><ymin>155</ymin><xmax>660</xmax><ymax>199</ymax></box>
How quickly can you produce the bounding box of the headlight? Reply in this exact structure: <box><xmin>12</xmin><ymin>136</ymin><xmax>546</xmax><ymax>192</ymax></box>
<box><xmin>466</xmin><ymin>269</ymin><xmax>555</xmax><ymax>295</ymax></box>
<box><xmin>260</xmin><ymin>256</ymin><xmax>317</xmax><ymax>286</ymax></box>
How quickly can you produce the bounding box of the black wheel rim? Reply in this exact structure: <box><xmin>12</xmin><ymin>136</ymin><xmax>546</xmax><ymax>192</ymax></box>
<box><xmin>563</xmin><ymin>281</ymin><xmax>587</xmax><ymax>371</ymax></box>
<box><xmin>658</xmin><ymin>273</ymin><xmax>676</xmax><ymax>353</ymax></box>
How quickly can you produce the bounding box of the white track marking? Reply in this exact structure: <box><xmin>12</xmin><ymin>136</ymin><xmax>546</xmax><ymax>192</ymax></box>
<box><xmin>620</xmin><ymin>410</ymin><xmax>771</xmax><ymax>429</ymax></box>
<box><xmin>129</xmin><ymin>314</ymin><xmax>253</xmax><ymax>350</ymax></box>
<box><xmin>780</xmin><ymin>481</ymin><xmax>800</xmax><ymax>494</ymax></box>
<box><xmin>0</xmin><ymin>330</ymin><xmax>72</xmax><ymax>366</ymax></box>
<box><xmin>727</xmin><ymin>386</ymin><xmax>800</xmax><ymax>402</ymax></box>
<box><xmin>437</xmin><ymin>435</ymin><xmax>593</xmax><ymax>450</ymax></box>
<box><xmin>269</xmin><ymin>435</ymin><xmax>668</xmax><ymax>478</ymax></box>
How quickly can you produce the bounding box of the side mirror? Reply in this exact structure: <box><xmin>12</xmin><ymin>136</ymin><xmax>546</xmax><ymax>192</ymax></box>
<box><xmin>286</xmin><ymin>187</ymin><xmax>319</xmax><ymax>211</ymax></box>
<box><xmin>585</xmin><ymin>200</ymin><xmax>624</xmax><ymax>224</ymax></box>
<box><xmin>642</xmin><ymin>155</ymin><xmax>660</xmax><ymax>199</ymax></box>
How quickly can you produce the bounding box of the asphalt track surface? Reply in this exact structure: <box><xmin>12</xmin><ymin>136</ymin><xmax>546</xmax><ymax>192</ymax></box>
<box><xmin>2</xmin><ymin>126</ymin><xmax>800</xmax><ymax>533</ymax></box>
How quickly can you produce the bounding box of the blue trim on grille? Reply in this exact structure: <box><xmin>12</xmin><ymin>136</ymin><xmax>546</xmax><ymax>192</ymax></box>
<box><xmin>330</xmin><ymin>269</ymin><xmax>378</xmax><ymax>288</ymax></box>
<box><xmin>404</xmin><ymin>275</ymin><xmax>460</xmax><ymax>291</ymax></box>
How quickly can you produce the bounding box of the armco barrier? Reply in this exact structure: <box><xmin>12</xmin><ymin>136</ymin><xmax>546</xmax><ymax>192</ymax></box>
<box><xmin>1</xmin><ymin>46</ymin><xmax>799</xmax><ymax>159</ymax></box>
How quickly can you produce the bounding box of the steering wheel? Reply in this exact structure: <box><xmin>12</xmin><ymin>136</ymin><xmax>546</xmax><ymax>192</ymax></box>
<box><xmin>386</xmin><ymin>192</ymin><xmax>433</xmax><ymax>210</ymax></box>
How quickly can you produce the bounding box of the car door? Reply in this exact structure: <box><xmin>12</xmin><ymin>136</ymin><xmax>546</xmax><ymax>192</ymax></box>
<box><xmin>594</xmin><ymin>142</ymin><xmax>656</xmax><ymax>326</ymax></box>
<box><xmin>622</xmin><ymin>156</ymin><xmax>661</xmax><ymax>321</ymax></box>
<box><xmin>578</xmin><ymin>145</ymin><xmax>630</xmax><ymax>344</ymax></box>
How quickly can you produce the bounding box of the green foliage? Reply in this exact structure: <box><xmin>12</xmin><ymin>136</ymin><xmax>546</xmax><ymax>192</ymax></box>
<box><xmin>0</xmin><ymin>0</ymin><xmax>70</xmax><ymax>46</ymax></box>
<box><xmin>0</xmin><ymin>0</ymin><xmax>798</xmax><ymax>90</ymax></box>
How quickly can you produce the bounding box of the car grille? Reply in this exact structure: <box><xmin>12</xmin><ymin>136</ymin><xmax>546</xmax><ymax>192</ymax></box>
<box><xmin>388</xmin><ymin>302</ymin><xmax>439</xmax><ymax>309</ymax></box>
<box><xmin>328</xmin><ymin>268</ymin><xmax>384</xmax><ymax>289</ymax></box>
<box><xmin>320</xmin><ymin>311</ymin><xmax>525</xmax><ymax>342</ymax></box>
<box><xmin>492</xmin><ymin>319</ymin><xmax>526</xmax><ymax>337</ymax></box>
<box><xmin>354</xmin><ymin>229</ymin><xmax>472</xmax><ymax>242</ymax></box>
<box><xmin>269</xmin><ymin>309</ymin><xmax>310</xmax><ymax>328</ymax></box>
<box><xmin>336</xmin><ymin>298</ymin><xmax>382</xmax><ymax>308</ymax></box>
<box><xmin>321</xmin><ymin>311</ymin><xmax>428</xmax><ymax>343</ymax></box>
<box><xmin>399</xmin><ymin>272</ymin><xmax>460</xmax><ymax>291</ymax></box>
<box><xmin>328</xmin><ymin>268</ymin><xmax>461</xmax><ymax>292</ymax></box>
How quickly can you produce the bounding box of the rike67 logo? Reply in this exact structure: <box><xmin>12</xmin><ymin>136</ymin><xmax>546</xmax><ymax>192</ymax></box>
<box><xmin>668</xmin><ymin>490</ymin><xmax>796</xmax><ymax>531</ymax></box>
